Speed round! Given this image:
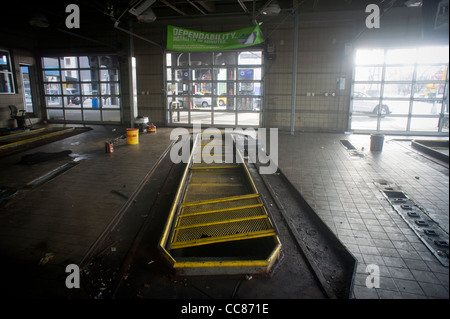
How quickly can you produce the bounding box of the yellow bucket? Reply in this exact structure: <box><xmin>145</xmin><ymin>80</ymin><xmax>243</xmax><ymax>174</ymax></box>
<box><xmin>127</xmin><ymin>128</ymin><xmax>139</xmax><ymax>145</ymax></box>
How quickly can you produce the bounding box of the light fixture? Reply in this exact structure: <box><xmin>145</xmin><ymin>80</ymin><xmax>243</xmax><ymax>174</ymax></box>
<box><xmin>128</xmin><ymin>0</ymin><xmax>156</xmax><ymax>16</ymax></box>
<box><xmin>261</xmin><ymin>1</ymin><xmax>281</xmax><ymax>15</ymax></box>
<box><xmin>28</xmin><ymin>13</ymin><xmax>50</xmax><ymax>28</ymax></box>
<box><xmin>405</xmin><ymin>0</ymin><xmax>422</xmax><ymax>7</ymax></box>
<box><xmin>136</xmin><ymin>7</ymin><xmax>157</xmax><ymax>22</ymax></box>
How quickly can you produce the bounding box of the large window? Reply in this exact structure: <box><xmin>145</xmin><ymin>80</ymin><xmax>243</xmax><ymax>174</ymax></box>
<box><xmin>42</xmin><ymin>55</ymin><xmax>121</xmax><ymax>123</ymax></box>
<box><xmin>350</xmin><ymin>46</ymin><xmax>449</xmax><ymax>134</ymax></box>
<box><xmin>0</xmin><ymin>49</ymin><xmax>15</xmax><ymax>94</ymax></box>
<box><xmin>20</xmin><ymin>65</ymin><xmax>35</xmax><ymax>113</ymax></box>
<box><xmin>165</xmin><ymin>51</ymin><xmax>263</xmax><ymax>127</ymax></box>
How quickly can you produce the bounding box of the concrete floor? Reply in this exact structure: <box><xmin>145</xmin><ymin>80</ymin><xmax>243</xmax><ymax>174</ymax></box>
<box><xmin>0</xmin><ymin>125</ymin><xmax>448</xmax><ymax>299</ymax></box>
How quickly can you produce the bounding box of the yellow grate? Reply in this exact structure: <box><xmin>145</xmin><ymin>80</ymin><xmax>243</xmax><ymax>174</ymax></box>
<box><xmin>171</xmin><ymin>216</ymin><xmax>275</xmax><ymax>249</ymax></box>
<box><xmin>165</xmin><ymin>133</ymin><xmax>279</xmax><ymax>252</ymax></box>
<box><xmin>178</xmin><ymin>205</ymin><xmax>265</xmax><ymax>227</ymax></box>
<box><xmin>182</xmin><ymin>194</ymin><xmax>261</xmax><ymax>214</ymax></box>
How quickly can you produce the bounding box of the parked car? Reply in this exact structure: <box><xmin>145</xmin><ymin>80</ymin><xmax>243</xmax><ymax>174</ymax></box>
<box><xmin>193</xmin><ymin>94</ymin><xmax>211</xmax><ymax>107</ymax></box>
<box><xmin>352</xmin><ymin>91</ymin><xmax>391</xmax><ymax>115</ymax></box>
<box><xmin>64</xmin><ymin>88</ymin><xmax>81</xmax><ymax>105</ymax></box>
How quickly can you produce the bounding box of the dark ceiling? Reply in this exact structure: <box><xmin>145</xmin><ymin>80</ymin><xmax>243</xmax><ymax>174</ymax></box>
<box><xmin>1</xmin><ymin>0</ymin><xmax>411</xmax><ymax>30</ymax></box>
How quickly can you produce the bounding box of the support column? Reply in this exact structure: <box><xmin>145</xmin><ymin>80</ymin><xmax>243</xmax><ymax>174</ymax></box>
<box><xmin>290</xmin><ymin>5</ymin><xmax>299</xmax><ymax>135</ymax></box>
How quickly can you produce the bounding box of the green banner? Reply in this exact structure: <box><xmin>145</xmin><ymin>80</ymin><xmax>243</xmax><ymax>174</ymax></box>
<box><xmin>167</xmin><ymin>25</ymin><xmax>263</xmax><ymax>51</ymax></box>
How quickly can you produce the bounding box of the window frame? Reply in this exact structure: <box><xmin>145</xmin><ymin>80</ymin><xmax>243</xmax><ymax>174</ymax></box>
<box><xmin>0</xmin><ymin>49</ymin><xmax>16</xmax><ymax>94</ymax></box>
<box><xmin>41</xmin><ymin>54</ymin><xmax>122</xmax><ymax>123</ymax></box>
<box><xmin>164</xmin><ymin>50</ymin><xmax>264</xmax><ymax>127</ymax></box>
<box><xmin>350</xmin><ymin>46</ymin><xmax>449</xmax><ymax>135</ymax></box>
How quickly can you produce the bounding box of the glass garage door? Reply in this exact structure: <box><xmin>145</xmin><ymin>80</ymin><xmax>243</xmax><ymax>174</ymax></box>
<box><xmin>165</xmin><ymin>51</ymin><xmax>263</xmax><ymax>127</ymax></box>
<box><xmin>42</xmin><ymin>55</ymin><xmax>121</xmax><ymax>123</ymax></box>
<box><xmin>350</xmin><ymin>46</ymin><xmax>449</xmax><ymax>135</ymax></box>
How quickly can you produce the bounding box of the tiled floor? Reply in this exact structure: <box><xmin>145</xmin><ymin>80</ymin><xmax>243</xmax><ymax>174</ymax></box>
<box><xmin>277</xmin><ymin>132</ymin><xmax>449</xmax><ymax>299</ymax></box>
<box><xmin>0</xmin><ymin>125</ymin><xmax>448</xmax><ymax>299</ymax></box>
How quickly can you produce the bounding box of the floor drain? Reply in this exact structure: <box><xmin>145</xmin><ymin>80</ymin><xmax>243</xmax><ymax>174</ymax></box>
<box><xmin>340</xmin><ymin>140</ymin><xmax>356</xmax><ymax>150</ymax></box>
<box><xmin>376</xmin><ymin>181</ymin><xmax>449</xmax><ymax>267</ymax></box>
<box><xmin>415</xmin><ymin>220</ymin><xmax>429</xmax><ymax>227</ymax></box>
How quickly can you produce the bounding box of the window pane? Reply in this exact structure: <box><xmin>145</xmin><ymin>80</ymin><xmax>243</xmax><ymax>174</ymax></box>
<box><xmin>410</xmin><ymin>117</ymin><xmax>440</xmax><ymax>132</ymax></box>
<box><xmin>353</xmin><ymin>84</ymin><xmax>381</xmax><ymax>97</ymax></box>
<box><xmin>190</xmin><ymin>111</ymin><xmax>211</xmax><ymax>125</ymax></box>
<box><xmin>81</xmin><ymin>70</ymin><xmax>99</xmax><ymax>82</ymax></box>
<box><xmin>386</xmin><ymin>49</ymin><xmax>417</xmax><ymax>65</ymax></box>
<box><xmin>0</xmin><ymin>52</ymin><xmax>12</xmax><ymax>71</ymax></box>
<box><xmin>168</xmin><ymin>109</ymin><xmax>189</xmax><ymax>124</ymax></box>
<box><xmin>238</xmin><ymin>112</ymin><xmax>260</xmax><ymax>126</ymax></box>
<box><xmin>416</xmin><ymin>65</ymin><xmax>447</xmax><ymax>81</ymax></box>
<box><xmin>83</xmin><ymin>110</ymin><xmax>101</xmax><ymax>121</ymax></box>
<box><xmin>100</xmin><ymin>69</ymin><xmax>118</xmax><ymax>82</ymax></box>
<box><xmin>412</xmin><ymin>100</ymin><xmax>443</xmax><ymax>115</ymax></box>
<box><xmin>350</xmin><ymin>115</ymin><xmax>378</xmax><ymax>130</ymax></box>
<box><xmin>45</xmin><ymin>96</ymin><xmax>63</xmax><ymax>108</ymax></box>
<box><xmin>384</xmin><ymin>66</ymin><xmax>414</xmax><ymax>81</ymax></box>
<box><xmin>103</xmin><ymin>96</ymin><xmax>120</xmax><ymax>108</ymax></box>
<box><xmin>99</xmin><ymin>56</ymin><xmax>119</xmax><ymax>68</ymax></box>
<box><xmin>64</xmin><ymin>96</ymin><xmax>81</xmax><ymax>107</ymax></box>
<box><xmin>238</xmin><ymin>51</ymin><xmax>262</xmax><ymax>65</ymax></box>
<box><xmin>103</xmin><ymin>110</ymin><xmax>121</xmax><ymax>122</ymax></box>
<box><xmin>79</xmin><ymin>56</ymin><xmax>98</xmax><ymax>68</ymax></box>
<box><xmin>192</xmin><ymin>69</ymin><xmax>212</xmax><ymax>81</ymax></box>
<box><xmin>47</xmin><ymin>109</ymin><xmax>64</xmax><ymax>120</ymax></box>
<box><xmin>42</xmin><ymin>57</ymin><xmax>59</xmax><ymax>69</ymax></box>
<box><xmin>168</xmin><ymin>97</ymin><xmax>189</xmax><ymax>110</ymax></box>
<box><xmin>193</xmin><ymin>95</ymin><xmax>212</xmax><ymax>108</ymax></box>
<box><xmin>413</xmin><ymin>83</ymin><xmax>445</xmax><ymax>98</ymax></box>
<box><xmin>63</xmin><ymin>85</ymin><xmax>81</xmax><ymax>97</ymax></box>
<box><xmin>61</xmin><ymin>69</ymin><xmax>79</xmax><ymax>82</ymax></box>
<box><xmin>82</xmin><ymin>83</ymin><xmax>100</xmax><ymax>95</ymax></box>
<box><xmin>214</xmin><ymin>82</ymin><xmax>231</xmax><ymax>96</ymax></box>
<box><xmin>354</xmin><ymin>66</ymin><xmax>382</xmax><ymax>82</ymax></box>
<box><xmin>238</xmin><ymin>68</ymin><xmax>261</xmax><ymax>80</ymax></box>
<box><xmin>190</xmin><ymin>52</ymin><xmax>212</xmax><ymax>66</ymax></box>
<box><xmin>0</xmin><ymin>73</ymin><xmax>14</xmax><ymax>93</ymax></box>
<box><xmin>238</xmin><ymin>82</ymin><xmax>261</xmax><ymax>95</ymax></box>
<box><xmin>380</xmin><ymin>116</ymin><xmax>408</xmax><ymax>131</ymax></box>
<box><xmin>43</xmin><ymin>70</ymin><xmax>60</xmax><ymax>82</ymax></box>
<box><xmin>383</xmin><ymin>84</ymin><xmax>412</xmax><ymax>98</ymax></box>
<box><xmin>417</xmin><ymin>46</ymin><xmax>449</xmax><ymax>64</ymax></box>
<box><xmin>355</xmin><ymin>49</ymin><xmax>384</xmax><ymax>65</ymax></box>
<box><xmin>193</xmin><ymin>83</ymin><xmax>212</xmax><ymax>95</ymax></box>
<box><xmin>215</xmin><ymin>52</ymin><xmax>237</xmax><ymax>65</ymax></box>
<box><xmin>167</xmin><ymin>82</ymin><xmax>189</xmax><ymax>95</ymax></box>
<box><xmin>214</xmin><ymin>112</ymin><xmax>236</xmax><ymax>125</ymax></box>
<box><xmin>381</xmin><ymin>100</ymin><xmax>409</xmax><ymax>115</ymax></box>
<box><xmin>352</xmin><ymin>99</ymin><xmax>379</xmax><ymax>114</ymax></box>
<box><xmin>101</xmin><ymin>83</ymin><xmax>119</xmax><ymax>95</ymax></box>
<box><xmin>65</xmin><ymin>109</ymin><xmax>82</xmax><ymax>120</ymax></box>
<box><xmin>167</xmin><ymin>53</ymin><xmax>188</xmax><ymax>67</ymax></box>
<box><xmin>214</xmin><ymin>68</ymin><xmax>235</xmax><ymax>80</ymax></box>
<box><xmin>237</xmin><ymin>97</ymin><xmax>260</xmax><ymax>110</ymax></box>
<box><xmin>60</xmin><ymin>57</ymin><xmax>78</xmax><ymax>69</ymax></box>
<box><xmin>45</xmin><ymin>83</ymin><xmax>61</xmax><ymax>95</ymax></box>
<box><xmin>21</xmin><ymin>66</ymin><xmax>33</xmax><ymax>113</ymax></box>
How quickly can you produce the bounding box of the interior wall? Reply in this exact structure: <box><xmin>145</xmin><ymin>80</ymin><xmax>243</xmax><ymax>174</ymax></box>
<box><xmin>263</xmin><ymin>6</ymin><xmax>430</xmax><ymax>133</ymax></box>
<box><xmin>1</xmin><ymin>5</ymin><xmax>446</xmax><ymax>132</ymax></box>
<box><xmin>0</xmin><ymin>48</ymin><xmax>38</xmax><ymax>129</ymax></box>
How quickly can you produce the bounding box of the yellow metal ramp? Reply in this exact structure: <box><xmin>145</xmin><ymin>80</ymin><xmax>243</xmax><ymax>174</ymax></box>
<box><xmin>171</xmin><ymin>194</ymin><xmax>276</xmax><ymax>249</ymax></box>
<box><xmin>159</xmin><ymin>133</ymin><xmax>281</xmax><ymax>275</ymax></box>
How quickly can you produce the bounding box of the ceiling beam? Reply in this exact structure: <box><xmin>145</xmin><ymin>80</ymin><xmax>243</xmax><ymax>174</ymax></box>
<box><xmin>187</xmin><ymin>0</ymin><xmax>207</xmax><ymax>15</ymax></box>
<box><xmin>255</xmin><ymin>0</ymin><xmax>274</xmax><ymax>17</ymax></box>
<box><xmin>159</xmin><ymin>0</ymin><xmax>187</xmax><ymax>16</ymax></box>
<box><xmin>237</xmin><ymin>0</ymin><xmax>250</xmax><ymax>13</ymax></box>
<box><xmin>197</xmin><ymin>0</ymin><xmax>215</xmax><ymax>13</ymax></box>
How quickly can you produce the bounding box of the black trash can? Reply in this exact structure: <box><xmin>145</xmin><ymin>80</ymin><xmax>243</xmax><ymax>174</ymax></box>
<box><xmin>370</xmin><ymin>134</ymin><xmax>385</xmax><ymax>152</ymax></box>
